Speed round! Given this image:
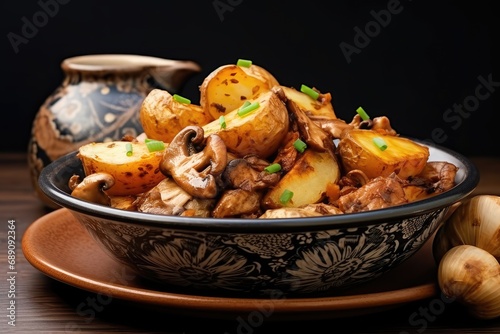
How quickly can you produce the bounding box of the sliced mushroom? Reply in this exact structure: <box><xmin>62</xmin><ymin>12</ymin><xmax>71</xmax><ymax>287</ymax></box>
<box><xmin>273</xmin><ymin>85</ymin><xmax>334</xmax><ymax>152</ymax></box>
<box><xmin>405</xmin><ymin>161</ymin><xmax>458</xmax><ymax>199</ymax></box>
<box><xmin>418</xmin><ymin>161</ymin><xmax>458</xmax><ymax>193</ymax></box>
<box><xmin>160</xmin><ymin>125</ymin><xmax>227</xmax><ymax>199</ymax></box>
<box><xmin>348</xmin><ymin>114</ymin><xmax>398</xmax><ymax>136</ymax></box>
<box><xmin>222</xmin><ymin>158</ymin><xmax>280</xmax><ymax>192</ymax></box>
<box><xmin>337</xmin><ymin>173</ymin><xmax>408</xmax><ymax>213</ymax></box>
<box><xmin>287</xmin><ymin>99</ymin><xmax>333</xmax><ymax>152</ymax></box>
<box><xmin>310</xmin><ymin>114</ymin><xmax>398</xmax><ymax>140</ymax></box>
<box><xmin>338</xmin><ymin>169</ymin><xmax>371</xmax><ymax>196</ymax></box>
<box><xmin>271</xmin><ymin>132</ymin><xmax>300</xmax><ymax>173</ymax></box>
<box><xmin>134</xmin><ymin>178</ymin><xmax>215</xmax><ymax>217</ymax></box>
<box><xmin>370</xmin><ymin>116</ymin><xmax>398</xmax><ymax>136</ymax></box>
<box><xmin>309</xmin><ymin>116</ymin><xmax>354</xmax><ymax>139</ymax></box>
<box><xmin>69</xmin><ymin>173</ymin><xmax>115</xmax><ymax>206</ymax></box>
<box><xmin>212</xmin><ymin>189</ymin><xmax>262</xmax><ymax>218</ymax></box>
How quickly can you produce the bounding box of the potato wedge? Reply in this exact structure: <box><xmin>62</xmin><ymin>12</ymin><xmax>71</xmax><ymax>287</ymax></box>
<box><xmin>337</xmin><ymin>129</ymin><xmax>429</xmax><ymax>180</ymax></box>
<box><xmin>262</xmin><ymin>149</ymin><xmax>341</xmax><ymax>209</ymax></box>
<box><xmin>140</xmin><ymin>89</ymin><xmax>213</xmax><ymax>143</ymax></box>
<box><xmin>199</xmin><ymin>64</ymin><xmax>279</xmax><ymax>120</ymax></box>
<box><xmin>202</xmin><ymin>90</ymin><xmax>289</xmax><ymax>158</ymax></box>
<box><xmin>277</xmin><ymin>86</ymin><xmax>337</xmax><ymax>119</ymax></box>
<box><xmin>78</xmin><ymin>141</ymin><xmax>166</xmax><ymax>196</ymax></box>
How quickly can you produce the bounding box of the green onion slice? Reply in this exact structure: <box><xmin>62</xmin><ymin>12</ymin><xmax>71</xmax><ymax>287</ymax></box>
<box><xmin>219</xmin><ymin>115</ymin><xmax>226</xmax><ymax>129</ymax></box>
<box><xmin>237</xmin><ymin>59</ymin><xmax>252</xmax><ymax>67</ymax></box>
<box><xmin>125</xmin><ymin>143</ymin><xmax>133</xmax><ymax>156</ymax></box>
<box><xmin>300</xmin><ymin>84</ymin><xmax>320</xmax><ymax>100</ymax></box>
<box><xmin>241</xmin><ymin>100</ymin><xmax>251</xmax><ymax>108</ymax></box>
<box><xmin>356</xmin><ymin>106</ymin><xmax>370</xmax><ymax>121</ymax></box>
<box><xmin>373</xmin><ymin>137</ymin><xmax>388</xmax><ymax>151</ymax></box>
<box><xmin>237</xmin><ymin>101</ymin><xmax>259</xmax><ymax>116</ymax></box>
<box><xmin>145</xmin><ymin>139</ymin><xmax>165</xmax><ymax>152</ymax></box>
<box><xmin>280</xmin><ymin>189</ymin><xmax>294</xmax><ymax>204</ymax></box>
<box><xmin>173</xmin><ymin>94</ymin><xmax>191</xmax><ymax>104</ymax></box>
<box><xmin>293</xmin><ymin>138</ymin><xmax>307</xmax><ymax>153</ymax></box>
<box><xmin>264</xmin><ymin>163</ymin><xmax>282</xmax><ymax>173</ymax></box>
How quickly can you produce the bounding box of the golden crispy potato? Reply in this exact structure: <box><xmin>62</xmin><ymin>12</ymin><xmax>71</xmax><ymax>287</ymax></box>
<box><xmin>262</xmin><ymin>149</ymin><xmax>341</xmax><ymax>209</ymax></box>
<box><xmin>277</xmin><ymin>86</ymin><xmax>337</xmax><ymax>119</ymax></box>
<box><xmin>140</xmin><ymin>89</ymin><xmax>214</xmax><ymax>143</ymax></box>
<box><xmin>337</xmin><ymin>129</ymin><xmax>430</xmax><ymax>180</ymax></box>
<box><xmin>78</xmin><ymin>141</ymin><xmax>166</xmax><ymax>196</ymax></box>
<box><xmin>199</xmin><ymin>63</ymin><xmax>279</xmax><ymax>120</ymax></box>
<box><xmin>202</xmin><ymin>90</ymin><xmax>289</xmax><ymax>159</ymax></box>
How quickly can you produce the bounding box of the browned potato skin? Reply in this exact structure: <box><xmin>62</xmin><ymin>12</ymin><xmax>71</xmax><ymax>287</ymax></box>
<box><xmin>140</xmin><ymin>89</ymin><xmax>214</xmax><ymax>143</ymax></box>
<box><xmin>199</xmin><ymin>64</ymin><xmax>280</xmax><ymax>120</ymax></box>
<box><xmin>78</xmin><ymin>141</ymin><xmax>166</xmax><ymax>196</ymax></box>
<box><xmin>262</xmin><ymin>149</ymin><xmax>341</xmax><ymax>209</ymax></box>
<box><xmin>337</xmin><ymin>129</ymin><xmax>430</xmax><ymax>180</ymax></box>
<box><xmin>202</xmin><ymin>90</ymin><xmax>289</xmax><ymax>159</ymax></box>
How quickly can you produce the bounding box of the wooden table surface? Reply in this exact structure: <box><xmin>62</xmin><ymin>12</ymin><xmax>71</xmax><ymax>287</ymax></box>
<box><xmin>1</xmin><ymin>152</ymin><xmax>500</xmax><ymax>334</ymax></box>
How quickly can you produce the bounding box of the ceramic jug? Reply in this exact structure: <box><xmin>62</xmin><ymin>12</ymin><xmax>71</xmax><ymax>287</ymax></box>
<box><xmin>28</xmin><ymin>54</ymin><xmax>201</xmax><ymax>208</ymax></box>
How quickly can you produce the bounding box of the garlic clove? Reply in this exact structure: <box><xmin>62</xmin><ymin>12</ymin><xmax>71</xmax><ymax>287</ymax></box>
<box><xmin>433</xmin><ymin>195</ymin><xmax>500</xmax><ymax>263</ymax></box>
<box><xmin>438</xmin><ymin>244</ymin><xmax>500</xmax><ymax>319</ymax></box>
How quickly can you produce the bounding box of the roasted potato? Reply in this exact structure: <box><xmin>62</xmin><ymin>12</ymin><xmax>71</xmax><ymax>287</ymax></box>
<box><xmin>277</xmin><ymin>86</ymin><xmax>337</xmax><ymax>119</ymax></box>
<box><xmin>202</xmin><ymin>90</ymin><xmax>289</xmax><ymax>158</ymax></box>
<box><xmin>262</xmin><ymin>149</ymin><xmax>341</xmax><ymax>209</ymax></box>
<box><xmin>140</xmin><ymin>89</ymin><xmax>214</xmax><ymax>143</ymax></box>
<box><xmin>337</xmin><ymin>129</ymin><xmax>430</xmax><ymax>180</ymax></box>
<box><xmin>199</xmin><ymin>63</ymin><xmax>279</xmax><ymax>120</ymax></box>
<box><xmin>78</xmin><ymin>141</ymin><xmax>166</xmax><ymax>196</ymax></box>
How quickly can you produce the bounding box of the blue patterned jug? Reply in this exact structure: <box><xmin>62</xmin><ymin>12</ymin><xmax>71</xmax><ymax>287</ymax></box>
<box><xmin>28</xmin><ymin>54</ymin><xmax>200</xmax><ymax>208</ymax></box>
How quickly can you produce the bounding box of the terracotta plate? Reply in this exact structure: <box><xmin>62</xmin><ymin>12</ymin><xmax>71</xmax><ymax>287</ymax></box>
<box><xmin>22</xmin><ymin>209</ymin><xmax>439</xmax><ymax>320</ymax></box>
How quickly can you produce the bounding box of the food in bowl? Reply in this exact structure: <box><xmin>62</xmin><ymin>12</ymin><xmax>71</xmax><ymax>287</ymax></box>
<box><xmin>38</xmin><ymin>59</ymin><xmax>479</xmax><ymax>297</ymax></box>
<box><xmin>70</xmin><ymin>59</ymin><xmax>460</xmax><ymax>219</ymax></box>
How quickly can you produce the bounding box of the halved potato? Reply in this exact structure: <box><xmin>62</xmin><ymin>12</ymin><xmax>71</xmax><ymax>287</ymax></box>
<box><xmin>202</xmin><ymin>90</ymin><xmax>288</xmax><ymax>158</ymax></box>
<box><xmin>199</xmin><ymin>63</ymin><xmax>279</xmax><ymax>120</ymax></box>
<box><xmin>262</xmin><ymin>149</ymin><xmax>341</xmax><ymax>209</ymax></box>
<box><xmin>78</xmin><ymin>141</ymin><xmax>166</xmax><ymax>196</ymax></box>
<box><xmin>337</xmin><ymin>129</ymin><xmax>430</xmax><ymax>180</ymax></box>
<box><xmin>277</xmin><ymin>86</ymin><xmax>337</xmax><ymax>119</ymax></box>
<box><xmin>140</xmin><ymin>89</ymin><xmax>214</xmax><ymax>143</ymax></box>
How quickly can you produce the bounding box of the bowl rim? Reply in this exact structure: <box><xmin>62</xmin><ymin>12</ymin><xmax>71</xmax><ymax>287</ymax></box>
<box><xmin>38</xmin><ymin>140</ymin><xmax>479</xmax><ymax>233</ymax></box>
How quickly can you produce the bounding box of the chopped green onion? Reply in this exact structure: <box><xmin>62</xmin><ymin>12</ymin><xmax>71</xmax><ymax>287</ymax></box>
<box><xmin>356</xmin><ymin>106</ymin><xmax>370</xmax><ymax>121</ymax></box>
<box><xmin>145</xmin><ymin>139</ymin><xmax>165</xmax><ymax>152</ymax></box>
<box><xmin>237</xmin><ymin>59</ymin><xmax>252</xmax><ymax>68</ymax></box>
<box><xmin>373</xmin><ymin>137</ymin><xmax>388</xmax><ymax>151</ymax></box>
<box><xmin>125</xmin><ymin>143</ymin><xmax>133</xmax><ymax>156</ymax></box>
<box><xmin>293</xmin><ymin>138</ymin><xmax>307</xmax><ymax>153</ymax></box>
<box><xmin>280</xmin><ymin>189</ymin><xmax>294</xmax><ymax>204</ymax></box>
<box><xmin>173</xmin><ymin>94</ymin><xmax>191</xmax><ymax>104</ymax></box>
<box><xmin>219</xmin><ymin>115</ymin><xmax>226</xmax><ymax>129</ymax></box>
<box><xmin>264</xmin><ymin>163</ymin><xmax>282</xmax><ymax>173</ymax></box>
<box><xmin>237</xmin><ymin>101</ymin><xmax>260</xmax><ymax>116</ymax></box>
<box><xmin>300</xmin><ymin>84</ymin><xmax>320</xmax><ymax>100</ymax></box>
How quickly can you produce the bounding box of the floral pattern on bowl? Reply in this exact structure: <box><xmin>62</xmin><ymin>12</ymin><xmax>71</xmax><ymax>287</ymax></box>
<box><xmin>73</xmin><ymin>208</ymin><xmax>444</xmax><ymax>297</ymax></box>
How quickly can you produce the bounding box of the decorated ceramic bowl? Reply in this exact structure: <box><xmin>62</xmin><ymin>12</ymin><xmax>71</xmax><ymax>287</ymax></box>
<box><xmin>38</xmin><ymin>142</ymin><xmax>478</xmax><ymax>298</ymax></box>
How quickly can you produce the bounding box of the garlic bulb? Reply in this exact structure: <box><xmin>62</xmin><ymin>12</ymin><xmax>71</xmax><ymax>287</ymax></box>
<box><xmin>433</xmin><ymin>195</ymin><xmax>500</xmax><ymax>263</ymax></box>
<box><xmin>438</xmin><ymin>245</ymin><xmax>500</xmax><ymax>319</ymax></box>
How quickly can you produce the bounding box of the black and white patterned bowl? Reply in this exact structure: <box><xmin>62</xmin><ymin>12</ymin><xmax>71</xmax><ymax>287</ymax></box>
<box><xmin>38</xmin><ymin>142</ymin><xmax>479</xmax><ymax>298</ymax></box>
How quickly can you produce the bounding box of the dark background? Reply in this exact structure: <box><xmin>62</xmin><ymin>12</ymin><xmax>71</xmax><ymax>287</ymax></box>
<box><xmin>2</xmin><ymin>0</ymin><xmax>498</xmax><ymax>157</ymax></box>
